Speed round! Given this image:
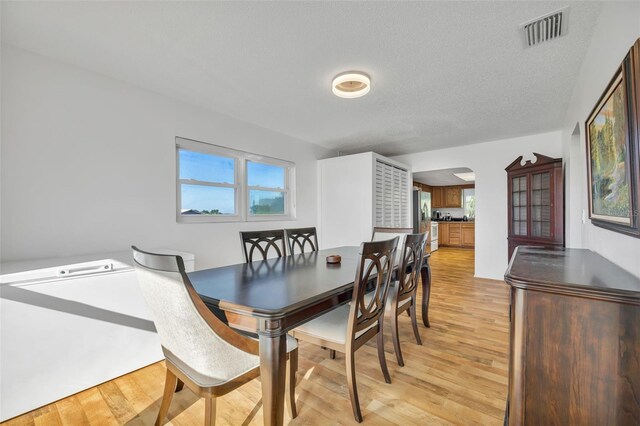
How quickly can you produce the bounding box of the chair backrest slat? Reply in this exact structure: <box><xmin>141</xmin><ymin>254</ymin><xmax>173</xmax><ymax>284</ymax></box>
<box><xmin>240</xmin><ymin>230</ymin><xmax>286</xmax><ymax>263</ymax></box>
<box><xmin>285</xmin><ymin>227</ymin><xmax>318</xmax><ymax>255</ymax></box>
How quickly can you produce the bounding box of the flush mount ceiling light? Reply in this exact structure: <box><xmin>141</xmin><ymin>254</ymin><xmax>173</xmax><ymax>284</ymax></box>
<box><xmin>453</xmin><ymin>172</ymin><xmax>475</xmax><ymax>182</ymax></box>
<box><xmin>332</xmin><ymin>72</ymin><xmax>370</xmax><ymax>98</ymax></box>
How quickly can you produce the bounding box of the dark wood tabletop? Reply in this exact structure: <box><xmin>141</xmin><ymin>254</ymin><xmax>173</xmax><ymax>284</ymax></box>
<box><xmin>189</xmin><ymin>246</ymin><xmax>362</xmax><ymax>319</ymax></box>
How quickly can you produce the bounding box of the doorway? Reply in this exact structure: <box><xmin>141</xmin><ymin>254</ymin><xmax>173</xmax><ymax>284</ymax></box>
<box><xmin>412</xmin><ymin>167</ymin><xmax>476</xmax><ymax>275</ymax></box>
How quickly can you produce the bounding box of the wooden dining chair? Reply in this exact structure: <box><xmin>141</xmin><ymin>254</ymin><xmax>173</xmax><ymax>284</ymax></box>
<box><xmin>131</xmin><ymin>246</ymin><xmax>298</xmax><ymax>425</ymax></box>
<box><xmin>371</xmin><ymin>227</ymin><xmax>412</xmax><ymax>265</ymax></box>
<box><xmin>291</xmin><ymin>237</ymin><xmax>398</xmax><ymax>422</ymax></box>
<box><xmin>284</xmin><ymin>227</ymin><xmax>318</xmax><ymax>255</ymax></box>
<box><xmin>385</xmin><ymin>233</ymin><xmax>428</xmax><ymax>366</ymax></box>
<box><xmin>239</xmin><ymin>230</ymin><xmax>286</xmax><ymax>263</ymax></box>
<box><xmin>371</xmin><ymin>226</ymin><xmax>434</xmax><ymax>322</ymax></box>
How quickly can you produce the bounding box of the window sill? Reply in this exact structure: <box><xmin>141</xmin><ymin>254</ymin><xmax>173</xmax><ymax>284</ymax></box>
<box><xmin>176</xmin><ymin>214</ymin><xmax>296</xmax><ymax>224</ymax></box>
<box><xmin>177</xmin><ymin>215</ymin><xmax>243</xmax><ymax>224</ymax></box>
<box><xmin>246</xmin><ymin>214</ymin><xmax>296</xmax><ymax>222</ymax></box>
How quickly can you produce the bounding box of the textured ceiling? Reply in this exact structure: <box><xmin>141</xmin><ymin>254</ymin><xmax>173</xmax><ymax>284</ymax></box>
<box><xmin>1</xmin><ymin>1</ymin><xmax>602</xmax><ymax>156</ymax></box>
<box><xmin>414</xmin><ymin>168</ymin><xmax>475</xmax><ymax>186</ymax></box>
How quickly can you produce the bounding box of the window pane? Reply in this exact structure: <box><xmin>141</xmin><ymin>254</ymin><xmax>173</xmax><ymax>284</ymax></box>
<box><xmin>533</xmin><ymin>222</ymin><xmax>541</xmax><ymax>236</ymax></box>
<box><xmin>247</xmin><ymin>162</ymin><xmax>285</xmax><ymax>189</ymax></box>
<box><xmin>463</xmin><ymin>188</ymin><xmax>475</xmax><ymax>218</ymax></box>
<box><xmin>179</xmin><ymin>149</ymin><xmax>235</xmax><ymax>184</ymax></box>
<box><xmin>249</xmin><ymin>190</ymin><xmax>285</xmax><ymax>215</ymax></box>
<box><xmin>181</xmin><ymin>184</ymin><xmax>235</xmax><ymax>215</ymax></box>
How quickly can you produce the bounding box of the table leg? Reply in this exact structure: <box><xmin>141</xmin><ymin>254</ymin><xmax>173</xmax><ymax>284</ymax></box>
<box><xmin>259</xmin><ymin>327</ymin><xmax>287</xmax><ymax>426</ymax></box>
<box><xmin>421</xmin><ymin>260</ymin><xmax>432</xmax><ymax>327</ymax></box>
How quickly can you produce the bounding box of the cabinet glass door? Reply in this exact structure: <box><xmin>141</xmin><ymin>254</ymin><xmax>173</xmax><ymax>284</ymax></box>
<box><xmin>512</xmin><ymin>176</ymin><xmax>527</xmax><ymax>236</ymax></box>
<box><xmin>531</xmin><ymin>172</ymin><xmax>551</xmax><ymax>237</ymax></box>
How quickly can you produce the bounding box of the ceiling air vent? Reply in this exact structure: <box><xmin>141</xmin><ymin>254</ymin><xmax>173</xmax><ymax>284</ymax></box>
<box><xmin>520</xmin><ymin>7</ymin><xmax>568</xmax><ymax>48</ymax></box>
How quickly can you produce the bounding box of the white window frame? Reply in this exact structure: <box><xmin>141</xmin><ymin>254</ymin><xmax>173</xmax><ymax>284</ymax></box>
<box><xmin>245</xmin><ymin>156</ymin><xmax>295</xmax><ymax>222</ymax></box>
<box><xmin>176</xmin><ymin>137</ymin><xmax>296</xmax><ymax>223</ymax></box>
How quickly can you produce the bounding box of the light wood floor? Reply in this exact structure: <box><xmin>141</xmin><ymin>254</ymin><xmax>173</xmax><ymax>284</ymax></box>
<box><xmin>3</xmin><ymin>247</ymin><xmax>510</xmax><ymax>425</ymax></box>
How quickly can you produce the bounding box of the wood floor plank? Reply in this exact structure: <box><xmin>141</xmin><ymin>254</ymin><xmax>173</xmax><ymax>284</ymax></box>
<box><xmin>1</xmin><ymin>247</ymin><xmax>509</xmax><ymax>425</ymax></box>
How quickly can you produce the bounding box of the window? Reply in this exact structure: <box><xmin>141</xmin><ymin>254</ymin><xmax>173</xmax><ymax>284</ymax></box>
<box><xmin>176</xmin><ymin>137</ymin><xmax>295</xmax><ymax>223</ymax></box>
<box><xmin>464</xmin><ymin>188</ymin><xmax>476</xmax><ymax>218</ymax></box>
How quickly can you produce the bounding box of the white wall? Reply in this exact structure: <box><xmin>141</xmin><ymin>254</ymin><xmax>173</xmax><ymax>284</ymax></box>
<box><xmin>562</xmin><ymin>2</ymin><xmax>640</xmax><ymax>278</ymax></box>
<box><xmin>317</xmin><ymin>153</ymin><xmax>374</xmax><ymax>249</ymax></box>
<box><xmin>394</xmin><ymin>131</ymin><xmax>563</xmax><ymax>280</ymax></box>
<box><xmin>1</xmin><ymin>45</ymin><xmax>333</xmax><ymax>268</ymax></box>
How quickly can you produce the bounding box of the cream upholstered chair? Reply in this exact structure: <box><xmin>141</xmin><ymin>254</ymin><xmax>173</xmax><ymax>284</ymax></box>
<box><xmin>131</xmin><ymin>246</ymin><xmax>298</xmax><ymax>425</ymax></box>
<box><xmin>366</xmin><ymin>233</ymin><xmax>428</xmax><ymax>366</ymax></box>
<box><xmin>291</xmin><ymin>237</ymin><xmax>398</xmax><ymax>423</ymax></box>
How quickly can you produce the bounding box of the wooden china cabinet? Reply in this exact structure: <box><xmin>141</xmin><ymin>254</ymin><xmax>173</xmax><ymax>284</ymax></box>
<box><xmin>506</xmin><ymin>153</ymin><xmax>564</xmax><ymax>260</ymax></box>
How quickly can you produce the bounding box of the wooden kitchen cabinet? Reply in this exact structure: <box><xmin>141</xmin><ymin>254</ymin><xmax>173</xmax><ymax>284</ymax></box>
<box><xmin>461</xmin><ymin>223</ymin><xmax>475</xmax><ymax>247</ymax></box>
<box><xmin>432</xmin><ymin>187</ymin><xmax>445</xmax><ymax>208</ymax></box>
<box><xmin>448</xmin><ymin>223</ymin><xmax>461</xmax><ymax>245</ymax></box>
<box><xmin>438</xmin><ymin>222</ymin><xmax>449</xmax><ymax>245</ymax></box>
<box><xmin>438</xmin><ymin>222</ymin><xmax>474</xmax><ymax>248</ymax></box>
<box><xmin>430</xmin><ymin>185</ymin><xmax>467</xmax><ymax>209</ymax></box>
<box><xmin>444</xmin><ymin>187</ymin><xmax>463</xmax><ymax>208</ymax></box>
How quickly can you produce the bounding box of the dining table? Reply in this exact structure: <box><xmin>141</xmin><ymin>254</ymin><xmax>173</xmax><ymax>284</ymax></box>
<box><xmin>188</xmin><ymin>245</ymin><xmax>432</xmax><ymax>426</ymax></box>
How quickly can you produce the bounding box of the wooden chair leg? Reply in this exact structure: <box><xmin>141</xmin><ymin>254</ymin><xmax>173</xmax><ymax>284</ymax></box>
<box><xmin>175</xmin><ymin>378</ymin><xmax>184</xmax><ymax>392</ymax></box>
<box><xmin>409</xmin><ymin>304</ymin><xmax>423</xmax><ymax>346</ymax></box>
<box><xmin>421</xmin><ymin>263</ymin><xmax>432</xmax><ymax>328</ymax></box>
<box><xmin>286</xmin><ymin>348</ymin><xmax>298</xmax><ymax>419</ymax></box>
<box><xmin>390</xmin><ymin>311</ymin><xmax>404</xmax><ymax>367</ymax></box>
<box><xmin>377</xmin><ymin>322</ymin><xmax>392</xmax><ymax>384</ymax></box>
<box><xmin>329</xmin><ymin>349</ymin><xmax>336</xmax><ymax>359</ymax></box>
<box><xmin>155</xmin><ymin>368</ymin><xmax>178</xmax><ymax>426</ymax></box>
<box><xmin>346</xmin><ymin>350</ymin><xmax>363</xmax><ymax>423</ymax></box>
<box><xmin>204</xmin><ymin>397</ymin><xmax>216</xmax><ymax>426</ymax></box>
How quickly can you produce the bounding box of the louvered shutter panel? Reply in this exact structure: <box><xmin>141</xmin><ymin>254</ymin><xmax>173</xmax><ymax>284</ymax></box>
<box><xmin>375</xmin><ymin>162</ymin><xmax>384</xmax><ymax>226</ymax></box>
<box><xmin>374</xmin><ymin>160</ymin><xmax>409</xmax><ymax>227</ymax></box>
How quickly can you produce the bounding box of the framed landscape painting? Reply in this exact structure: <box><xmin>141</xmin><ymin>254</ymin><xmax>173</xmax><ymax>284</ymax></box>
<box><xmin>586</xmin><ymin>39</ymin><xmax>640</xmax><ymax>238</ymax></box>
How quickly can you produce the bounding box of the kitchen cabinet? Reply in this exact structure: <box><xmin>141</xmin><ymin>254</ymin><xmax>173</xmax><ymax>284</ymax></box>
<box><xmin>506</xmin><ymin>153</ymin><xmax>563</xmax><ymax>260</ymax></box>
<box><xmin>439</xmin><ymin>222</ymin><xmax>449</xmax><ymax>245</ymax></box>
<box><xmin>445</xmin><ymin>187</ymin><xmax>463</xmax><ymax>208</ymax></box>
<box><xmin>461</xmin><ymin>223</ymin><xmax>475</xmax><ymax>247</ymax></box>
<box><xmin>430</xmin><ymin>185</ymin><xmax>466</xmax><ymax>209</ymax></box>
<box><xmin>438</xmin><ymin>222</ymin><xmax>474</xmax><ymax>248</ymax></box>
<box><xmin>432</xmin><ymin>187</ymin><xmax>445</xmax><ymax>208</ymax></box>
<box><xmin>448</xmin><ymin>223</ymin><xmax>461</xmax><ymax>245</ymax></box>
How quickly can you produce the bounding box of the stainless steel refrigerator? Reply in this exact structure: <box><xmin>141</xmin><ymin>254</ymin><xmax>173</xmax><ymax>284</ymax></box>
<box><xmin>412</xmin><ymin>189</ymin><xmax>431</xmax><ymax>234</ymax></box>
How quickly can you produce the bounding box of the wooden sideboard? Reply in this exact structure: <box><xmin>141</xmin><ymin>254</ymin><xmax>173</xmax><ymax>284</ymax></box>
<box><xmin>504</xmin><ymin>247</ymin><xmax>640</xmax><ymax>425</ymax></box>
